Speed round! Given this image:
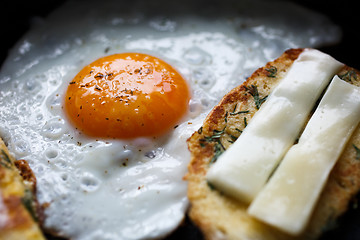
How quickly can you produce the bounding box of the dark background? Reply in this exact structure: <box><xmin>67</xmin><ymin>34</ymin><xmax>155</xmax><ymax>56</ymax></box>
<box><xmin>0</xmin><ymin>0</ymin><xmax>359</xmax><ymax>239</ymax></box>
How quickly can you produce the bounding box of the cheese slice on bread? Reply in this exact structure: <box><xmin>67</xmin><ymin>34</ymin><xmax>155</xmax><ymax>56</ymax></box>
<box><xmin>206</xmin><ymin>49</ymin><xmax>343</xmax><ymax>204</ymax></box>
<box><xmin>186</xmin><ymin>48</ymin><xmax>360</xmax><ymax>240</ymax></box>
<box><xmin>249</xmin><ymin>75</ymin><xmax>360</xmax><ymax>235</ymax></box>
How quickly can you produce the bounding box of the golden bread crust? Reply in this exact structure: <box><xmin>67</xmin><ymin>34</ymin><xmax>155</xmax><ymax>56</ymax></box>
<box><xmin>0</xmin><ymin>138</ymin><xmax>45</xmax><ymax>240</ymax></box>
<box><xmin>186</xmin><ymin>48</ymin><xmax>360</xmax><ymax>240</ymax></box>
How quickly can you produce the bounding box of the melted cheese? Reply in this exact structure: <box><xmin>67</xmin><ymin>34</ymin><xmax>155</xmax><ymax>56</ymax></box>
<box><xmin>206</xmin><ymin>49</ymin><xmax>343</xmax><ymax>203</ymax></box>
<box><xmin>248</xmin><ymin>76</ymin><xmax>360</xmax><ymax>235</ymax></box>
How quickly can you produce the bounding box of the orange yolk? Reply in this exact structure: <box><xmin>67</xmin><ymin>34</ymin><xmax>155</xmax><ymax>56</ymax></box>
<box><xmin>64</xmin><ymin>53</ymin><xmax>190</xmax><ymax>139</ymax></box>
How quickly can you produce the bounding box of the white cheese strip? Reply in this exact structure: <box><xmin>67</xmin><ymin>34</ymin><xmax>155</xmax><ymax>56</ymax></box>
<box><xmin>248</xmin><ymin>76</ymin><xmax>360</xmax><ymax>235</ymax></box>
<box><xmin>206</xmin><ymin>49</ymin><xmax>343</xmax><ymax>203</ymax></box>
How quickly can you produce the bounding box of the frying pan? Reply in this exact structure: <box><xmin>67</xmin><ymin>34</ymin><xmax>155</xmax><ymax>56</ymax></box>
<box><xmin>1</xmin><ymin>0</ymin><xmax>359</xmax><ymax>239</ymax></box>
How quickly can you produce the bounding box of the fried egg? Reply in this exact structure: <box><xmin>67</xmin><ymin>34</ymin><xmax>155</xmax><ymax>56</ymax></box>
<box><xmin>0</xmin><ymin>0</ymin><xmax>340</xmax><ymax>239</ymax></box>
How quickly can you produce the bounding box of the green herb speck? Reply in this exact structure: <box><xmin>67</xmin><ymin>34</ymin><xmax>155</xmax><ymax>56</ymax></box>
<box><xmin>245</xmin><ymin>85</ymin><xmax>267</xmax><ymax>109</ymax></box>
<box><xmin>353</xmin><ymin>144</ymin><xmax>360</xmax><ymax>160</ymax></box>
<box><xmin>265</xmin><ymin>66</ymin><xmax>277</xmax><ymax>78</ymax></box>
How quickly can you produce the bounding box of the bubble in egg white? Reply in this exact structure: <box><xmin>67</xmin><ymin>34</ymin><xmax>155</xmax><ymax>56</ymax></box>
<box><xmin>80</xmin><ymin>172</ymin><xmax>101</xmax><ymax>192</ymax></box>
<box><xmin>45</xmin><ymin>148</ymin><xmax>59</xmax><ymax>159</ymax></box>
<box><xmin>183</xmin><ymin>46</ymin><xmax>212</xmax><ymax>65</ymax></box>
<box><xmin>41</xmin><ymin>118</ymin><xmax>66</xmax><ymax>139</ymax></box>
<box><xmin>36</xmin><ymin>113</ymin><xmax>44</xmax><ymax>121</ymax></box>
<box><xmin>46</xmin><ymin>92</ymin><xmax>62</xmax><ymax>111</ymax></box>
<box><xmin>191</xmin><ymin>67</ymin><xmax>216</xmax><ymax>90</ymax></box>
<box><xmin>16</xmin><ymin>102</ymin><xmax>29</xmax><ymax>113</ymax></box>
<box><xmin>11</xmin><ymin>80</ymin><xmax>20</xmax><ymax>90</ymax></box>
<box><xmin>13</xmin><ymin>139</ymin><xmax>30</xmax><ymax>156</ymax></box>
<box><xmin>53</xmin><ymin>158</ymin><xmax>69</xmax><ymax>170</ymax></box>
<box><xmin>24</xmin><ymin>78</ymin><xmax>40</xmax><ymax>92</ymax></box>
<box><xmin>59</xmin><ymin>193</ymin><xmax>72</xmax><ymax>206</ymax></box>
<box><xmin>60</xmin><ymin>172</ymin><xmax>69</xmax><ymax>182</ymax></box>
<box><xmin>34</xmin><ymin>163</ymin><xmax>46</xmax><ymax>174</ymax></box>
<box><xmin>188</xmin><ymin>99</ymin><xmax>204</xmax><ymax>118</ymax></box>
<box><xmin>145</xmin><ymin>150</ymin><xmax>156</xmax><ymax>159</ymax></box>
<box><xmin>0</xmin><ymin>0</ymin><xmax>342</xmax><ymax>239</ymax></box>
<box><xmin>35</xmin><ymin>93</ymin><xmax>45</xmax><ymax>102</ymax></box>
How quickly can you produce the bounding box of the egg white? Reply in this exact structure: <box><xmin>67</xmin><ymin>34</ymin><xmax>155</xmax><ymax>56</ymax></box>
<box><xmin>0</xmin><ymin>0</ymin><xmax>340</xmax><ymax>239</ymax></box>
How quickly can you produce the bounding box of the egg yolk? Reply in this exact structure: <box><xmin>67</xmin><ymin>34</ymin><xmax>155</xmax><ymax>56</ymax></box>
<box><xmin>64</xmin><ymin>53</ymin><xmax>190</xmax><ymax>139</ymax></box>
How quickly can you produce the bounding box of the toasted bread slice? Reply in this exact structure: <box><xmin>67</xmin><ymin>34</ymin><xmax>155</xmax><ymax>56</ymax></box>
<box><xmin>0</xmin><ymin>138</ymin><xmax>45</xmax><ymax>240</ymax></box>
<box><xmin>186</xmin><ymin>48</ymin><xmax>360</xmax><ymax>240</ymax></box>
